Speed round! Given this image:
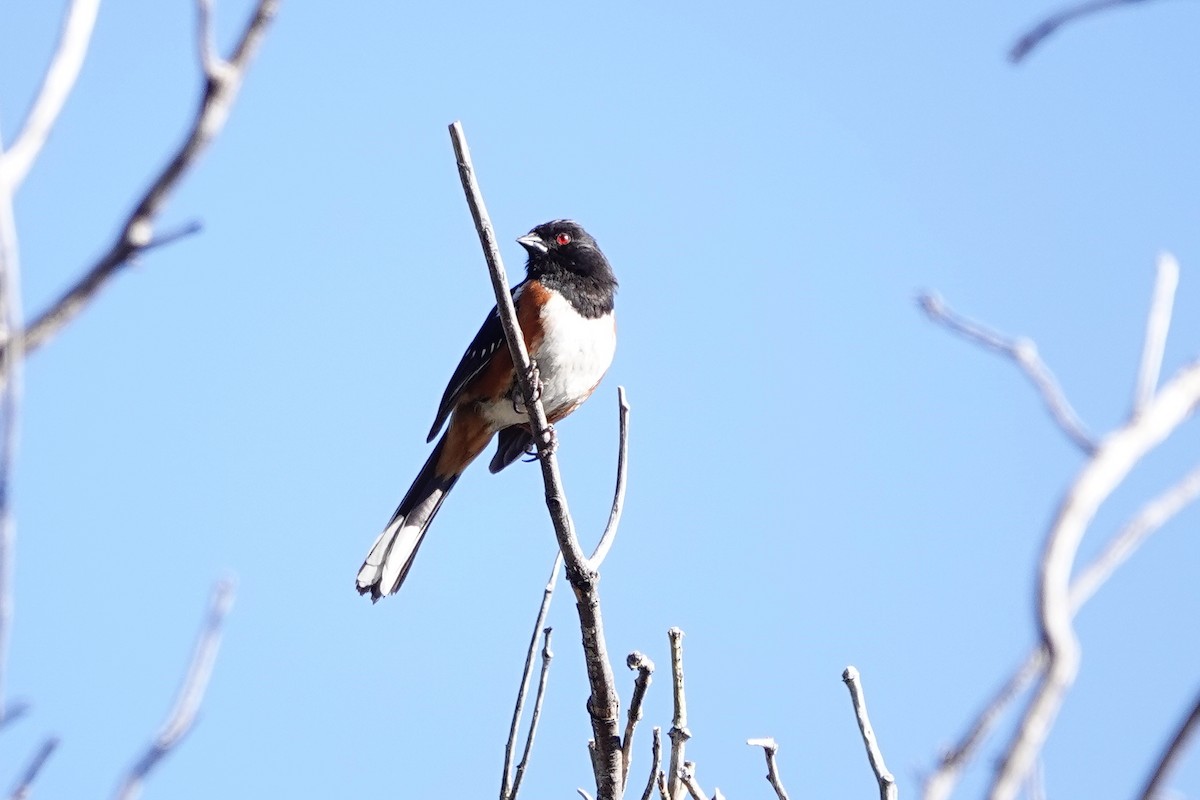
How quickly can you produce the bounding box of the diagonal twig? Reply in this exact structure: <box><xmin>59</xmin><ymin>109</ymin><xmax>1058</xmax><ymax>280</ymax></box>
<box><xmin>501</xmin><ymin>552</ymin><xmax>562</xmax><ymax>800</ymax></box>
<box><xmin>679</xmin><ymin>762</ymin><xmax>707</xmax><ymax>800</ymax></box>
<box><xmin>621</xmin><ymin>651</ymin><xmax>655</xmax><ymax>790</ymax></box>
<box><xmin>8</xmin><ymin>736</ymin><xmax>59</xmax><ymax>800</ymax></box>
<box><xmin>1133</xmin><ymin>253</ymin><xmax>1179</xmax><ymax>418</ymax></box>
<box><xmin>1010</xmin><ymin>0</ymin><xmax>1157</xmax><ymax>63</ymax></box>
<box><xmin>919</xmin><ymin>293</ymin><xmax>1096</xmax><ymax>454</ymax></box>
<box><xmin>1</xmin><ymin>0</ymin><xmax>279</xmax><ymax>366</ymax></box>
<box><xmin>639</xmin><ymin>727</ymin><xmax>663</xmax><ymax>800</ymax></box>
<box><xmin>747</xmin><ymin>738</ymin><xmax>791</xmax><ymax>800</ymax></box>
<box><xmin>449</xmin><ymin>120</ymin><xmax>624</xmax><ymax>799</ymax></box>
<box><xmin>510</xmin><ymin>628</ymin><xmax>554</xmax><ymax>800</ymax></box>
<box><xmin>1137</xmin><ymin>684</ymin><xmax>1200</xmax><ymax>800</ymax></box>
<box><xmin>843</xmin><ymin>667</ymin><xmax>897</xmax><ymax>800</ymax></box>
<box><xmin>587</xmin><ymin>386</ymin><xmax>631</xmax><ymax>570</ymax></box>
<box><xmin>112</xmin><ymin>579</ymin><xmax>235</xmax><ymax>800</ymax></box>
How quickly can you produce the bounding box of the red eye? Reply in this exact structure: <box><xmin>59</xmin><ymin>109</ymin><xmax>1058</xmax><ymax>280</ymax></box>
<box><xmin>555</xmin><ymin>232</ymin><xmax>571</xmax><ymax>246</ymax></box>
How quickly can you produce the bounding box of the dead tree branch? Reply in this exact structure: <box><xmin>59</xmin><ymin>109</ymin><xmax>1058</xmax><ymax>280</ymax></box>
<box><xmin>666</xmin><ymin>628</ymin><xmax>691</xmax><ymax>800</ymax></box>
<box><xmin>510</xmin><ymin>628</ymin><xmax>554</xmax><ymax>800</ymax></box>
<box><xmin>112</xmin><ymin>580</ymin><xmax>235</xmax><ymax>800</ymax></box>
<box><xmin>1</xmin><ymin>0</ymin><xmax>279</xmax><ymax>366</ymax></box>
<box><xmin>991</xmin><ymin>359</ymin><xmax>1200</xmax><ymax>799</ymax></box>
<box><xmin>918</xmin><ymin>293</ymin><xmax>1096</xmax><ymax>453</ymax></box>
<box><xmin>1010</xmin><ymin>0</ymin><xmax>1158</xmax><ymax>63</ymax></box>
<box><xmin>7</xmin><ymin>737</ymin><xmax>58</xmax><ymax>800</ymax></box>
<box><xmin>621</xmin><ymin>651</ymin><xmax>655</xmax><ymax>791</ymax></box>
<box><xmin>501</xmin><ymin>552</ymin><xmax>563</xmax><ymax>800</ymax></box>
<box><xmin>1137</xmin><ymin>685</ymin><xmax>1200</xmax><ymax>800</ymax></box>
<box><xmin>448</xmin><ymin>121</ymin><xmax>625</xmax><ymax>800</ymax></box>
<box><xmin>746</xmin><ymin>738</ymin><xmax>791</xmax><ymax>800</ymax></box>
<box><xmin>0</xmin><ymin>0</ymin><xmax>100</xmax><ymax>190</ymax></box>
<box><xmin>843</xmin><ymin>666</ymin><xmax>897</xmax><ymax>800</ymax></box>
<box><xmin>1133</xmin><ymin>254</ymin><xmax>1179</xmax><ymax>417</ymax></box>
<box><xmin>587</xmin><ymin>386</ymin><xmax>630</xmax><ymax>570</ymax></box>
<box><xmin>925</xmin><ymin>461</ymin><xmax>1200</xmax><ymax>799</ymax></box>
<box><xmin>638</xmin><ymin>728</ymin><xmax>663</xmax><ymax>800</ymax></box>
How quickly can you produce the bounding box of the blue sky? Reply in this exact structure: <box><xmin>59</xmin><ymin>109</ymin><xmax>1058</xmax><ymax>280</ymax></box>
<box><xmin>2</xmin><ymin>1</ymin><xmax>1199</xmax><ymax>798</ymax></box>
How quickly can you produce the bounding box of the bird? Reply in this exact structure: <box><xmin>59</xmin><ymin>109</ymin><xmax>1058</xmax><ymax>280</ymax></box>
<box><xmin>356</xmin><ymin>220</ymin><xmax>618</xmax><ymax>601</ymax></box>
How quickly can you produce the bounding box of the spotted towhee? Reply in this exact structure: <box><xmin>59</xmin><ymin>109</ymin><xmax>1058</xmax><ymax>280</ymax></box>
<box><xmin>356</xmin><ymin>220</ymin><xmax>618</xmax><ymax>601</ymax></box>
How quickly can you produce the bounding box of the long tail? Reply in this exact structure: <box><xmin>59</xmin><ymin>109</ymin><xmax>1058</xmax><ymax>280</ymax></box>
<box><xmin>356</xmin><ymin>435</ymin><xmax>459</xmax><ymax>601</ymax></box>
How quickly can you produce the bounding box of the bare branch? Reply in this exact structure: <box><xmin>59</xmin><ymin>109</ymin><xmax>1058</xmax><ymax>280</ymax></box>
<box><xmin>679</xmin><ymin>762</ymin><xmax>707</xmax><ymax>800</ymax></box>
<box><xmin>448</xmin><ymin>121</ymin><xmax>623</xmax><ymax>799</ymax></box>
<box><xmin>924</xmin><ymin>650</ymin><xmax>1045</xmax><ymax>800</ymax></box>
<box><xmin>112</xmin><ymin>579</ymin><xmax>235</xmax><ymax>800</ymax></box>
<box><xmin>0</xmin><ymin>0</ymin><xmax>100</xmax><ymax>190</ymax></box>
<box><xmin>0</xmin><ymin>700</ymin><xmax>29</xmax><ymax>731</ymax></box>
<box><xmin>8</xmin><ymin>737</ymin><xmax>59</xmax><ymax>800</ymax></box>
<box><xmin>578</xmin><ymin>790</ymin><xmax>595</xmax><ymax>800</ymax></box>
<box><xmin>501</xmin><ymin>552</ymin><xmax>562</xmax><ymax>800</ymax></box>
<box><xmin>747</xmin><ymin>738</ymin><xmax>791</xmax><ymax>800</ymax></box>
<box><xmin>1138</xmin><ymin>685</ymin><xmax>1200</xmax><ymax>800</ymax></box>
<box><xmin>1133</xmin><ymin>253</ymin><xmax>1180</xmax><ymax>416</ymax></box>
<box><xmin>0</xmin><ymin>137</ymin><xmax>26</xmax><ymax>728</ymax></box>
<box><xmin>2</xmin><ymin>0</ymin><xmax>279</xmax><ymax>365</ymax></box>
<box><xmin>510</xmin><ymin>628</ymin><xmax>554</xmax><ymax>800</ymax></box>
<box><xmin>991</xmin><ymin>360</ymin><xmax>1200</xmax><ymax>800</ymax></box>
<box><xmin>657</xmin><ymin>770</ymin><xmax>670</xmax><ymax>800</ymax></box>
<box><xmin>918</xmin><ymin>293</ymin><xmax>1096</xmax><ymax>453</ymax></box>
<box><xmin>621</xmin><ymin>651</ymin><xmax>655</xmax><ymax>790</ymax></box>
<box><xmin>666</xmin><ymin>628</ymin><xmax>691</xmax><ymax>800</ymax></box>
<box><xmin>1010</xmin><ymin>0</ymin><xmax>1157</xmax><ymax>63</ymax></box>
<box><xmin>639</xmin><ymin>727</ymin><xmax>663</xmax><ymax>800</ymax></box>
<box><xmin>842</xmin><ymin>666</ymin><xmax>897</xmax><ymax>800</ymax></box>
<box><xmin>587</xmin><ymin>386</ymin><xmax>631</xmax><ymax>571</ymax></box>
<box><xmin>926</xmin><ymin>461</ymin><xmax>1200</xmax><ymax>800</ymax></box>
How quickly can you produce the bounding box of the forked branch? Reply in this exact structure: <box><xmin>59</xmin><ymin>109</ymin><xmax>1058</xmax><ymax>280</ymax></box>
<box><xmin>449</xmin><ymin>121</ymin><xmax>625</xmax><ymax>800</ymax></box>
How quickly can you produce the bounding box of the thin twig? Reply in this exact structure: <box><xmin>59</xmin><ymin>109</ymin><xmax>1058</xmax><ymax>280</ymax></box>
<box><xmin>923</xmin><ymin>651</ymin><xmax>1045</xmax><ymax>800</ymax></box>
<box><xmin>1</xmin><ymin>0</ymin><xmax>279</xmax><ymax>365</ymax></box>
<box><xmin>666</xmin><ymin>628</ymin><xmax>690</xmax><ymax>800</ymax></box>
<box><xmin>501</xmin><ymin>552</ymin><xmax>562</xmax><ymax>800</ymax></box>
<box><xmin>0</xmin><ymin>132</ymin><xmax>26</xmax><ymax>728</ymax></box>
<box><xmin>657</xmin><ymin>770</ymin><xmax>670</xmax><ymax>800</ymax></box>
<box><xmin>578</xmin><ymin>790</ymin><xmax>595</xmax><ymax>800</ymax></box>
<box><xmin>843</xmin><ymin>666</ymin><xmax>898</xmax><ymax>800</ymax></box>
<box><xmin>0</xmin><ymin>700</ymin><xmax>29</xmax><ymax>731</ymax></box>
<box><xmin>587</xmin><ymin>386</ymin><xmax>630</xmax><ymax>570</ymax></box>
<box><xmin>449</xmin><ymin>120</ymin><xmax>624</xmax><ymax>799</ymax></box>
<box><xmin>925</xmin><ymin>460</ymin><xmax>1200</xmax><ymax>800</ymax></box>
<box><xmin>680</xmin><ymin>762</ymin><xmax>707</xmax><ymax>800</ymax></box>
<box><xmin>918</xmin><ymin>293</ymin><xmax>1096</xmax><ymax>453</ymax></box>
<box><xmin>1138</xmin><ymin>685</ymin><xmax>1200</xmax><ymax>800</ymax></box>
<box><xmin>8</xmin><ymin>737</ymin><xmax>59</xmax><ymax>800</ymax></box>
<box><xmin>621</xmin><ymin>651</ymin><xmax>655</xmax><ymax>790</ymax></box>
<box><xmin>747</xmin><ymin>738</ymin><xmax>791</xmax><ymax>800</ymax></box>
<box><xmin>991</xmin><ymin>360</ymin><xmax>1200</xmax><ymax>800</ymax></box>
<box><xmin>1010</xmin><ymin>0</ymin><xmax>1156</xmax><ymax>63</ymax></box>
<box><xmin>112</xmin><ymin>580</ymin><xmax>235</xmax><ymax>800</ymax></box>
<box><xmin>510</xmin><ymin>628</ymin><xmax>554</xmax><ymax>800</ymax></box>
<box><xmin>639</xmin><ymin>728</ymin><xmax>663</xmax><ymax>800</ymax></box>
<box><xmin>1133</xmin><ymin>253</ymin><xmax>1180</xmax><ymax>417</ymax></box>
<box><xmin>0</xmin><ymin>0</ymin><xmax>100</xmax><ymax>190</ymax></box>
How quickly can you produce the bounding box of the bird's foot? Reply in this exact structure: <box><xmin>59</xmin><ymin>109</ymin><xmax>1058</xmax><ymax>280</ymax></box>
<box><xmin>511</xmin><ymin>359</ymin><xmax>544</xmax><ymax>415</ymax></box>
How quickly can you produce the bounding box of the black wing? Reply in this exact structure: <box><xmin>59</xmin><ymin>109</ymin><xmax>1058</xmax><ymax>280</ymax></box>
<box><xmin>425</xmin><ymin>281</ymin><xmax>525</xmax><ymax>442</ymax></box>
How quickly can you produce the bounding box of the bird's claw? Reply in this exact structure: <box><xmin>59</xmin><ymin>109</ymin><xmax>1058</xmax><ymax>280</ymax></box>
<box><xmin>511</xmin><ymin>359</ymin><xmax>544</xmax><ymax>415</ymax></box>
<box><xmin>520</xmin><ymin>425</ymin><xmax>559</xmax><ymax>462</ymax></box>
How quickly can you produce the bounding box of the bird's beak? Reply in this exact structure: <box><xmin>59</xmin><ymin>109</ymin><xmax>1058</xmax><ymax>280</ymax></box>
<box><xmin>516</xmin><ymin>232</ymin><xmax>548</xmax><ymax>255</ymax></box>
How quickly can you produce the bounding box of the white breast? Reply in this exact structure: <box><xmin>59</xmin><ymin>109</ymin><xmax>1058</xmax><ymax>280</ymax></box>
<box><xmin>485</xmin><ymin>291</ymin><xmax>615</xmax><ymax>429</ymax></box>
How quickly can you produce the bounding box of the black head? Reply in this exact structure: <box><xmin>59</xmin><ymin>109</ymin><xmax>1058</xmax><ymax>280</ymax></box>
<box><xmin>516</xmin><ymin>220</ymin><xmax>617</xmax><ymax>290</ymax></box>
